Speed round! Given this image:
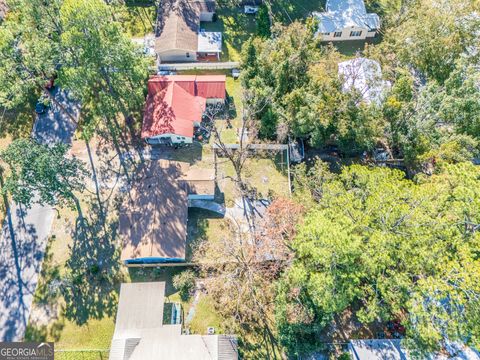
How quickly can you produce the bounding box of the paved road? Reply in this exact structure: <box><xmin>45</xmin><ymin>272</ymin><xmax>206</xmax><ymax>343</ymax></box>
<box><xmin>0</xmin><ymin>88</ymin><xmax>79</xmax><ymax>341</ymax></box>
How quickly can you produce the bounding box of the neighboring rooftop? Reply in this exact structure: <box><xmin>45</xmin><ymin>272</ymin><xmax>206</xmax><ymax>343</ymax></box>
<box><xmin>313</xmin><ymin>0</ymin><xmax>380</xmax><ymax>34</ymax></box>
<box><xmin>0</xmin><ymin>0</ymin><xmax>7</xmax><ymax>20</ymax></box>
<box><xmin>109</xmin><ymin>282</ymin><xmax>238</xmax><ymax>360</ymax></box>
<box><xmin>198</xmin><ymin>31</ymin><xmax>222</xmax><ymax>53</ymax></box>
<box><xmin>155</xmin><ymin>0</ymin><xmax>216</xmax><ymax>54</ymax></box>
<box><xmin>348</xmin><ymin>339</ymin><xmax>480</xmax><ymax>360</ymax></box>
<box><xmin>338</xmin><ymin>57</ymin><xmax>391</xmax><ymax>104</ymax></box>
<box><xmin>179</xmin><ymin>167</ymin><xmax>216</xmax><ymax>197</ymax></box>
<box><xmin>142</xmin><ymin>75</ymin><xmax>226</xmax><ymax>139</ymax></box>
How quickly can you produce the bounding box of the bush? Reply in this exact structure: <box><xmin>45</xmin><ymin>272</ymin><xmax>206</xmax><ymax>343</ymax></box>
<box><xmin>338</xmin><ymin>353</ymin><xmax>352</xmax><ymax>360</ymax></box>
<box><xmin>173</xmin><ymin>270</ymin><xmax>196</xmax><ymax>301</ymax></box>
<box><xmin>256</xmin><ymin>5</ymin><xmax>271</xmax><ymax>38</ymax></box>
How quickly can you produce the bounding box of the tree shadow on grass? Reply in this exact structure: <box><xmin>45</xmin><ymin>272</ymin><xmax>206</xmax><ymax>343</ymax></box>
<box><xmin>60</xmin><ymin>201</ymin><xmax>123</xmax><ymax>326</ymax></box>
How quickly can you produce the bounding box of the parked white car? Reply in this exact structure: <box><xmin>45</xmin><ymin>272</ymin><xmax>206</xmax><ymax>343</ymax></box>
<box><xmin>232</xmin><ymin>68</ymin><xmax>241</xmax><ymax>79</ymax></box>
<box><xmin>244</xmin><ymin>5</ymin><xmax>259</xmax><ymax>14</ymax></box>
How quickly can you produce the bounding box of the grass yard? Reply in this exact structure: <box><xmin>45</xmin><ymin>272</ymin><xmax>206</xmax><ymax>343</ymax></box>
<box><xmin>217</xmin><ymin>155</ymin><xmax>290</xmax><ymax>207</ymax></box>
<box><xmin>55</xmin><ymin>318</ymin><xmax>115</xmax><ymax>350</ymax></box>
<box><xmin>188</xmin><ymin>295</ymin><xmax>223</xmax><ymax>335</ymax></box>
<box><xmin>271</xmin><ymin>0</ymin><xmax>325</xmax><ymax>22</ymax></box>
<box><xmin>0</xmin><ymin>135</ymin><xmax>12</xmax><ymax>225</ymax></box>
<box><xmin>186</xmin><ymin>209</ymin><xmax>230</xmax><ymax>259</ymax></box>
<box><xmin>202</xmin><ymin>5</ymin><xmax>257</xmax><ymax>62</ymax></box>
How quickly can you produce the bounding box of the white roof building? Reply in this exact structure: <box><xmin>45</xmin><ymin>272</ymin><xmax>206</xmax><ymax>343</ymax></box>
<box><xmin>109</xmin><ymin>282</ymin><xmax>238</xmax><ymax>360</ymax></box>
<box><xmin>348</xmin><ymin>339</ymin><xmax>480</xmax><ymax>360</ymax></box>
<box><xmin>197</xmin><ymin>31</ymin><xmax>223</xmax><ymax>58</ymax></box>
<box><xmin>313</xmin><ymin>0</ymin><xmax>380</xmax><ymax>41</ymax></box>
<box><xmin>338</xmin><ymin>57</ymin><xmax>391</xmax><ymax>104</ymax></box>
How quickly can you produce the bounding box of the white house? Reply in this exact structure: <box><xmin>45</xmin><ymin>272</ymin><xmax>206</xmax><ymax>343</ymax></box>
<box><xmin>348</xmin><ymin>339</ymin><xmax>480</xmax><ymax>360</ymax></box>
<box><xmin>338</xmin><ymin>57</ymin><xmax>391</xmax><ymax>104</ymax></box>
<box><xmin>109</xmin><ymin>282</ymin><xmax>238</xmax><ymax>359</ymax></box>
<box><xmin>313</xmin><ymin>0</ymin><xmax>380</xmax><ymax>41</ymax></box>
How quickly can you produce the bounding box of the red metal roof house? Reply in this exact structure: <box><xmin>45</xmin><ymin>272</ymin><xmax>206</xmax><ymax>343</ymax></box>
<box><xmin>142</xmin><ymin>75</ymin><xmax>226</xmax><ymax>145</ymax></box>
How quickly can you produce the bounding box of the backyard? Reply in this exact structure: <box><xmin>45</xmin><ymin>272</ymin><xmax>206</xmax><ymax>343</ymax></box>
<box><xmin>202</xmin><ymin>4</ymin><xmax>257</xmax><ymax>62</ymax></box>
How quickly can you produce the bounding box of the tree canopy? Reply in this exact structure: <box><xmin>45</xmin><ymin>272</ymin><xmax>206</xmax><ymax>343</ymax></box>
<box><xmin>277</xmin><ymin>162</ymin><xmax>480</xmax><ymax>356</ymax></box>
<box><xmin>0</xmin><ymin>138</ymin><xmax>88</xmax><ymax>208</ymax></box>
<box><xmin>241</xmin><ymin>1</ymin><xmax>480</xmax><ymax>171</ymax></box>
<box><xmin>0</xmin><ymin>0</ymin><xmax>149</xmax><ymax>138</ymax></box>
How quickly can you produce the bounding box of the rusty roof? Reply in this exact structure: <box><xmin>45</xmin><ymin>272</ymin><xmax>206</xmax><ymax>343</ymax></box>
<box><xmin>142</xmin><ymin>75</ymin><xmax>226</xmax><ymax>139</ymax></box>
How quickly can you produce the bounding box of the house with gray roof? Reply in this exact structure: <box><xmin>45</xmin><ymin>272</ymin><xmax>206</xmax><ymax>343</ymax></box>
<box><xmin>155</xmin><ymin>0</ymin><xmax>222</xmax><ymax>63</ymax></box>
<box><xmin>348</xmin><ymin>339</ymin><xmax>480</xmax><ymax>360</ymax></box>
<box><xmin>109</xmin><ymin>282</ymin><xmax>238</xmax><ymax>360</ymax></box>
<box><xmin>312</xmin><ymin>0</ymin><xmax>380</xmax><ymax>41</ymax></box>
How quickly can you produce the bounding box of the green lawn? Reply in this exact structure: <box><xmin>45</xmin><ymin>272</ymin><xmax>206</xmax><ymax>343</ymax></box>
<box><xmin>202</xmin><ymin>6</ymin><xmax>257</xmax><ymax>61</ymax></box>
<box><xmin>55</xmin><ymin>318</ymin><xmax>115</xmax><ymax>350</ymax></box>
<box><xmin>188</xmin><ymin>295</ymin><xmax>223</xmax><ymax>335</ymax></box>
<box><xmin>271</xmin><ymin>0</ymin><xmax>325</xmax><ymax>22</ymax></box>
<box><xmin>55</xmin><ymin>351</ymin><xmax>109</xmax><ymax>360</ymax></box>
<box><xmin>217</xmin><ymin>155</ymin><xmax>290</xmax><ymax>207</ymax></box>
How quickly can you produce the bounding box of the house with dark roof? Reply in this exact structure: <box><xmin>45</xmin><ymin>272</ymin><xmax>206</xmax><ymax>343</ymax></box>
<box><xmin>155</xmin><ymin>0</ymin><xmax>222</xmax><ymax>62</ymax></box>
<box><xmin>109</xmin><ymin>282</ymin><xmax>238</xmax><ymax>360</ymax></box>
<box><xmin>142</xmin><ymin>75</ymin><xmax>226</xmax><ymax>145</ymax></box>
<box><xmin>312</xmin><ymin>0</ymin><xmax>380</xmax><ymax>41</ymax></box>
<box><xmin>119</xmin><ymin>160</ymin><xmax>218</xmax><ymax>265</ymax></box>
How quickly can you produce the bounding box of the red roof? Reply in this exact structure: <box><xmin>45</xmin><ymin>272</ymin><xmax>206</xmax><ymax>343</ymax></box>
<box><xmin>142</xmin><ymin>75</ymin><xmax>226</xmax><ymax>139</ymax></box>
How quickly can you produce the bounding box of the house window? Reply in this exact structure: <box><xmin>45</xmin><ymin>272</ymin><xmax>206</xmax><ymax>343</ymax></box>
<box><xmin>186</xmin><ymin>52</ymin><xmax>190</xmax><ymax>58</ymax></box>
<box><xmin>322</xmin><ymin>32</ymin><xmax>330</xmax><ymax>36</ymax></box>
<box><xmin>350</xmin><ymin>30</ymin><xmax>362</xmax><ymax>37</ymax></box>
<box><xmin>334</xmin><ymin>31</ymin><xmax>342</xmax><ymax>37</ymax></box>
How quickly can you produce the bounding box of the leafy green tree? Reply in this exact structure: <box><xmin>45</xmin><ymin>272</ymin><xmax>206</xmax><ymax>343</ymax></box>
<box><xmin>256</xmin><ymin>5</ymin><xmax>271</xmax><ymax>38</ymax></box>
<box><xmin>173</xmin><ymin>270</ymin><xmax>196</xmax><ymax>301</ymax></box>
<box><xmin>380</xmin><ymin>0</ymin><xmax>480</xmax><ymax>84</ymax></box>
<box><xmin>0</xmin><ymin>0</ymin><xmax>149</xmax><ymax>172</ymax></box>
<box><xmin>0</xmin><ymin>0</ymin><xmax>65</xmax><ymax>126</ymax></box>
<box><xmin>277</xmin><ymin>162</ymin><xmax>480</xmax><ymax>357</ymax></box>
<box><xmin>0</xmin><ymin>138</ymin><xmax>88</xmax><ymax>209</ymax></box>
<box><xmin>59</xmin><ymin>0</ymin><xmax>149</xmax><ymax>130</ymax></box>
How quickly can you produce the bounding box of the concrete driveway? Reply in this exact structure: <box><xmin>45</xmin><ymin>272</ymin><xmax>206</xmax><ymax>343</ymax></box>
<box><xmin>0</xmin><ymin>87</ymin><xmax>79</xmax><ymax>341</ymax></box>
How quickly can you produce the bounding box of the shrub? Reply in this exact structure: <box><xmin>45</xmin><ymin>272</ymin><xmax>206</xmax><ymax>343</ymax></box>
<box><xmin>173</xmin><ymin>270</ymin><xmax>196</xmax><ymax>301</ymax></box>
<box><xmin>256</xmin><ymin>5</ymin><xmax>271</xmax><ymax>38</ymax></box>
